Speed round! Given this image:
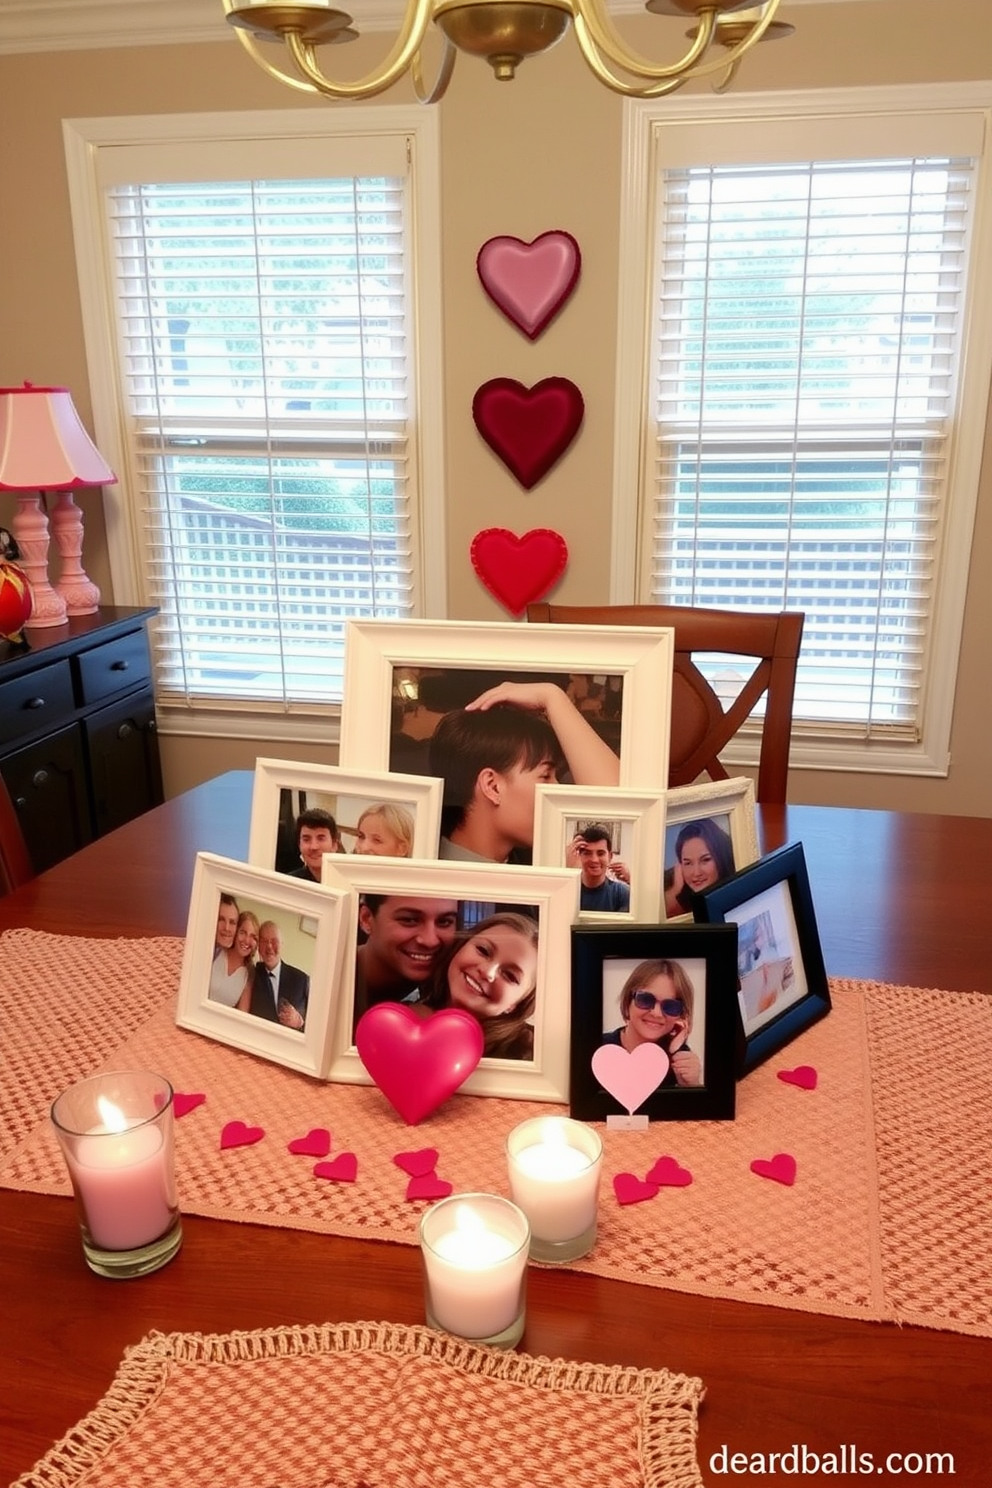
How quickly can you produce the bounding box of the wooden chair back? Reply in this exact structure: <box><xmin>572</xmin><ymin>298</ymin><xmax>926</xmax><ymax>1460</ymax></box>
<box><xmin>526</xmin><ymin>602</ymin><xmax>805</xmax><ymax>803</ymax></box>
<box><xmin>0</xmin><ymin>772</ymin><xmax>34</xmax><ymax>897</ymax></box>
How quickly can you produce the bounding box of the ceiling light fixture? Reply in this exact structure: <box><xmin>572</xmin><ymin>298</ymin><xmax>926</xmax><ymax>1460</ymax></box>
<box><xmin>222</xmin><ymin>1</ymin><xmax>793</xmax><ymax>104</ymax></box>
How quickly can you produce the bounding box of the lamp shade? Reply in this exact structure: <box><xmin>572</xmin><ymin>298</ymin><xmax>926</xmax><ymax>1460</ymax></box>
<box><xmin>0</xmin><ymin>383</ymin><xmax>116</xmax><ymax>490</ymax></box>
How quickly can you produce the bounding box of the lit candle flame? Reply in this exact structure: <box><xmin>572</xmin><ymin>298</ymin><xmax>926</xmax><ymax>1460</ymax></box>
<box><xmin>96</xmin><ymin>1095</ymin><xmax>130</xmax><ymax>1133</ymax></box>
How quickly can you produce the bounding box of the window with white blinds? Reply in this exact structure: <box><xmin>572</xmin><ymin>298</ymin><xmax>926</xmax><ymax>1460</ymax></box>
<box><xmin>63</xmin><ymin>110</ymin><xmax>444</xmax><ymax>723</ymax></box>
<box><xmin>615</xmin><ymin>88</ymin><xmax>992</xmax><ymax>773</ymax></box>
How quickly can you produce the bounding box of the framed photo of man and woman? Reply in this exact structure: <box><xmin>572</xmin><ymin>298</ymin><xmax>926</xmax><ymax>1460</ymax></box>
<box><xmin>338</xmin><ymin>618</ymin><xmax>674</xmax><ymax>871</ymax></box>
<box><xmin>175</xmin><ymin>853</ymin><xmax>354</xmax><ymax>1079</ymax></box>
<box><xmin>322</xmin><ymin>855</ymin><xmax>580</xmax><ymax>1102</ymax></box>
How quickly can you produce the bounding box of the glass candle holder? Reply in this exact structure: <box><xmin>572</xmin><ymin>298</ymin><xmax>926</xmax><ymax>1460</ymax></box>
<box><xmin>50</xmin><ymin>1069</ymin><xmax>182</xmax><ymax>1279</ymax></box>
<box><xmin>506</xmin><ymin>1115</ymin><xmax>603</xmax><ymax>1263</ymax></box>
<box><xmin>420</xmin><ymin>1192</ymin><xmax>530</xmax><ymax>1349</ymax></box>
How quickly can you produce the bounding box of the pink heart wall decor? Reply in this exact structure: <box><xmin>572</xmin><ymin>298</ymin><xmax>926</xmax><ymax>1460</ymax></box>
<box><xmin>355</xmin><ymin>1003</ymin><xmax>484</xmax><ymax>1125</ymax></box>
<box><xmin>470</xmin><ymin>527</ymin><xmax>568</xmax><ymax>617</ymax></box>
<box><xmin>476</xmin><ymin>230</ymin><xmax>581</xmax><ymax>340</ymax></box>
<box><xmin>590</xmin><ymin>1043</ymin><xmax>670</xmax><ymax>1115</ymax></box>
<box><xmin>472</xmin><ymin>377</ymin><xmax>584</xmax><ymax>489</ymax></box>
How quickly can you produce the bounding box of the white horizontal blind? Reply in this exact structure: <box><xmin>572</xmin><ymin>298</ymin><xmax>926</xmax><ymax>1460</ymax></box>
<box><xmin>106</xmin><ymin>171</ymin><xmax>413</xmax><ymax>708</ymax></box>
<box><xmin>650</xmin><ymin>154</ymin><xmax>973</xmax><ymax>737</ymax></box>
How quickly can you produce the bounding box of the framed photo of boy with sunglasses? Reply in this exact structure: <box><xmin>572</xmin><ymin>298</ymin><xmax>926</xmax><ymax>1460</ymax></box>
<box><xmin>569</xmin><ymin>923</ymin><xmax>738</xmax><ymax>1122</ymax></box>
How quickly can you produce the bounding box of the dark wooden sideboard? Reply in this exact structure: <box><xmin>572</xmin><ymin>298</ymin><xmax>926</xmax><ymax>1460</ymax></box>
<box><xmin>0</xmin><ymin>607</ymin><xmax>163</xmax><ymax>873</ymax></box>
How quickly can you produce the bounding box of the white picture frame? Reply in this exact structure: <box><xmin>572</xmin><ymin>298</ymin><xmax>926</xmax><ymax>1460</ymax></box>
<box><xmin>339</xmin><ymin>619</ymin><xmax>673</xmax><ymax>863</ymax></box>
<box><xmin>175</xmin><ymin>853</ymin><xmax>354</xmax><ymax>1079</ymax></box>
<box><xmin>322</xmin><ymin>855</ymin><xmax>580</xmax><ymax>1103</ymax></box>
<box><xmin>662</xmin><ymin>777</ymin><xmax>760</xmax><ymax>922</ymax></box>
<box><xmin>248</xmin><ymin>758</ymin><xmax>443</xmax><ymax>872</ymax></box>
<box><xmin>532</xmin><ymin>785</ymin><xmax>666</xmax><ymax>922</ymax></box>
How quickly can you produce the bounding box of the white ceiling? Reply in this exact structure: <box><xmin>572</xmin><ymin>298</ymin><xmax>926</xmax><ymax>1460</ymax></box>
<box><xmin>0</xmin><ymin>1</ymin><xmax>866</xmax><ymax>58</ymax></box>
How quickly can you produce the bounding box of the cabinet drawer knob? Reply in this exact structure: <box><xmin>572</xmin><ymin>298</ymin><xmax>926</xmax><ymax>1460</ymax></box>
<box><xmin>15</xmin><ymin>796</ymin><xmax>27</xmax><ymax>811</ymax></box>
<box><xmin>111</xmin><ymin>659</ymin><xmax>130</xmax><ymax>671</ymax></box>
<box><xmin>24</xmin><ymin>696</ymin><xmax>45</xmax><ymax>711</ymax></box>
<box><xmin>32</xmin><ymin>769</ymin><xmax>49</xmax><ymax>788</ymax></box>
<box><xmin>117</xmin><ymin>723</ymin><xmax>134</xmax><ymax>740</ymax></box>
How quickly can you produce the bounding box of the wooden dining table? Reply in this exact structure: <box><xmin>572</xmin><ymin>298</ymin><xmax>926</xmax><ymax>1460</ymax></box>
<box><xmin>1</xmin><ymin>771</ymin><xmax>989</xmax><ymax>1484</ymax></box>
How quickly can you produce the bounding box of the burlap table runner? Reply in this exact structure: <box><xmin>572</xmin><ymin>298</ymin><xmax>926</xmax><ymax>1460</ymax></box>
<box><xmin>3</xmin><ymin>929</ymin><xmax>991</xmax><ymax>1337</ymax></box>
<box><xmin>12</xmin><ymin>1321</ymin><xmax>705</xmax><ymax>1488</ymax></box>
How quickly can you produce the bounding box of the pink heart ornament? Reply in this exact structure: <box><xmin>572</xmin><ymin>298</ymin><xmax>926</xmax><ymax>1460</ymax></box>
<box><xmin>470</xmin><ymin>527</ymin><xmax>568</xmax><ymax>618</ymax></box>
<box><xmin>288</xmin><ymin>1127</ymin><xmax>332</xmax><ymax>1157</ymax></box>
<box><xmin>173</xmin><ymin>1092</ymin><xmax>206</xmax><ymax>1119</ymax></box>
<box><xmin>613</xmin><ymin>1173</ymin><xmax>659</xmax><ymax>1207</ymax></box>
<box><xmin>591</xmin><ymin>1043</ymin><xmax>670</xmax><ymax>1115</ymax></box>
<box><xmin>750</xmin><ymin>1153</ymin><xmax>798</xmax><ymax>1187</ymax></box>
<box><xmin>406</xmin><ymin>1173</ymin><xmax>454</xmax><ymax>1202</ymax></box>
<box><xmin>476</xmin><ymin>230</ymin><xmax>581</xmax><ymax>340</ymax></box>
<box><xmin>393</xmin><ymin>1148</ymin><xmax>440</xmax><ymax>1178</ymax></box>
<box><xmin>645</xmin><ymin>1155</ymin><xmax>693</xmax><ymax>1188</ymax></box>
<box><xmin>314</xmin><ymin>1153</ymin><xmax>358</xmax><ymax>1183</ymax></box>
<box><xmin>777</xmin><ymin>1065</ymin><xmax>818</xmax><ymax>1091</ymax></box>
<box><xmin>355</xmin><ymin>1003</ymin><xmax>484</xmax><ymax>1125</ymax></box>
<box><xmin>220</xmin><ymin>1120</ymin><xmax>265</xmax><ymax>1151</ymax></box>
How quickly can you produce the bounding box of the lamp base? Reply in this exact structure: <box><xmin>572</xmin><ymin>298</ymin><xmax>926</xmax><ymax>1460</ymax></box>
<box><xmin>51</xmin><ymin>491</ymin><xmax>100</xmax><ymax>616</ymax></box>
<box><xmin>11</xmin><ymin>493</ymin><xmax>68</xmax><ymax>629</ymax></box>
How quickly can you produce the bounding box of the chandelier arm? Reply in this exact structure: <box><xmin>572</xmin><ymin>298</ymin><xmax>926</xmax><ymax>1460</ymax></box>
<box><xmin>571</xmin><ymin>21</ymin><xmax>696</xmax><ymax>97</ymax></box>
<box><xmin>713</xmin><ymin>54</ymin><xmax>742</xmax><ymax>94</ymax></box>
<box><xmin>572</xmin><ymin>0</ymin><xmax>716</xmax><ymax>83</ymax></box>
<box><xmin>576</xmin><ymin>0</ymin><xmax>785</xmax><ymax>88</ymax></box>
<box><xmin>232</xmin><ymin>28</ymin><xmax>322</xmax><ymax>94</ymax></box>
<box><xmin>283</xmin><ymin>0</ymin><xmax>436</xmax><ymax>100</ymax></box>
<box><xmin>412</xmin><ymin>36</ymin><xmax>458</xmax><ymax>104</ymax></box>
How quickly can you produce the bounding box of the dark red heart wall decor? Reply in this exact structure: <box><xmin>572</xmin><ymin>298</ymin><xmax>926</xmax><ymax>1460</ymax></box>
<box><xmin>476</xmin><ymin>230</ymin><xmax>581</xmax><ymax>340</ymax></box>
<box><xmin>472</xmin><ymin>376</ymin><xmax>584</xmax><ymax>490</ymax></box>
<box><xmin>470</xmin><ymin>527</ymin><xmax>569</xmax><ymax>617</ymax></box>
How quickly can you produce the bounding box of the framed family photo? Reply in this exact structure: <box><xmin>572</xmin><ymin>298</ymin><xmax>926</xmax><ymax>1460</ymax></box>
<box><xmin>247</xmin><ymin>758</ymin><xmax>443</xmax><ymax>880</ymax></box>
<box><xmin>338</xmin><ymin>619</ymin><xmax>674</xmax><ymax>868</ymax></box>
<box><xmin>532</xmin><ymin>784</ymin><xmax>666</xmax><ymax>921</ymax></box>
<box><xmin>322</xmin><ymin>855</ymin><xmax>580</xmax><ymax>1102</ymax></box>
<box><xmin>175</xmin><ymin>853</ymin><xmax>354</xmax><ymax>1079</ymax></box>
<box><xmin>692</xmin><ymin>842</ymin><xmax>831</xmax><ymax>1075</ymax></box>
<box><xmin>569</xmin><ymin>923</ymin><xmax>738</xmax><ymax>1122</ymax></box>
<box><xmin>662</xmin><ymin>777</ymin><xmax>760</xmax><ymax>921</ymax></box>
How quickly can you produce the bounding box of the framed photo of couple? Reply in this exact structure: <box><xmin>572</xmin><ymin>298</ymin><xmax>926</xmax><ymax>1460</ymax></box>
<box><xmin>321</xmin><ymin>855</ymin><xmax>580</xmax><ymax>1102</ymax></box>
<box><xmin>338</xmin><ymin>618</ymin><xmax>673</xmax><ymax>870</ymax></box>
<box><xmin>174</xmin><ymin>853</ymin><xmax>355</xmax><ymax>1079</ymax></box>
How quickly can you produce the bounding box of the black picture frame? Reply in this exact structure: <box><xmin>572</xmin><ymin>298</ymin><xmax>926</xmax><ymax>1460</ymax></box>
<box><xmin>692</xmin><ymin>841</ymin><xmax>831</xmax><ymax>1076</ymax></box>
<box><xmin>569</xmin><ymin>922</ymin><xmax>739</xmax><ymax>1122</ymax></box>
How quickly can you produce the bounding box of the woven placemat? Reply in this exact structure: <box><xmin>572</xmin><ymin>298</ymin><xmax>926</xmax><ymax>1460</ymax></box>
<box><xmin>2</xmin><ymin>929</ymin><xmax>991</xmax><ymax>1337</ymax></box>
<box><xmin>12</xmin><ymin>1321</ymin><xmax>705</xmax><ymax>1488</ymax></box>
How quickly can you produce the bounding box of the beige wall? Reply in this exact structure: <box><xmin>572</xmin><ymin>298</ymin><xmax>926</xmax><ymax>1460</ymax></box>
<box><xmin>2</xmin><ymin>2</ymin><xmax>990</xmax><ymax>811</ymax></box>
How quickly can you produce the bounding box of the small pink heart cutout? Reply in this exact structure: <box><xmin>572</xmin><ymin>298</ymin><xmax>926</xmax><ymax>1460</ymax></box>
<box><xmin>314</xmin><ymin>1153</ymin><xmax>358</xmax><ymax>1183</ymax></box>
<box><xmin>173</xmin><ymin>1092</ymin><xmax>206</xmax><ymax>1119</ymax></box>
<box><xmin>288</xmin><ymin>1128</ymin><xmax>332</xmax><ymax>1157</ymax></box>
<box><xmin>613</xmin><ymin>1173</ymin><xmax>659</xmax><ymax>1207</ymax></box>
<box><xmin>220</xmin><ymin>1120</ymin><xmax>265</xmax><ymax>1151</ymax></box>
<box><xmin>750</xmin><ymin>1153</ymin><xmax>797</xmax><ymax>1187</ymax></box>
<box><xmin>406</xmin><ymin>1173</ymin><xmax>454</xmax><ymax>1202</ymax></box>
<box><xmin>393</xmin><ymin>1148</ymin><xmax>440</xmax><ymax>1178</ymax></box>
<box><xmin>591</xmin><ymin>1042</ymin><xmax>670</xmax><ymax>1115</ymax></box>
<box><xmin>645</xmin><ymin>1155</ymin><xmax>693</xmax><ymax>1188</ymax></box>
<box><xmin>777</xmin><ymin>1065</ymin><xmax>818</xmax><ymax>1091</ymax></box>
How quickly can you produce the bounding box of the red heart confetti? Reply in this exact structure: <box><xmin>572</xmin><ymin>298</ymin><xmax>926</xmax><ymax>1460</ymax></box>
<box><xmin>645</xmin><ymin>1155</ymin><xmax>693</xmax><ymax>1188</ymax></box>
<box><xmin>613</xmin><ymin>1173</ymin><xmax>660</xmax><ymax>1206</ymax></box>
<box><xmin>219</xmin><ymin>1120</ymin><xmax>265</xmax><ymax>1151</ymax></box>
<box><xmin>405</xmin><ymin>1173</ymin><xmax>454</xmax><ymax>1202</ymax></box>
<box><xmin>472</xmin><ymin>377</ymin><xmax>584</xmax><ymax>489</ymax></box>
<box><xmin>393</xmin><ymin>1148</ymin><xmax>440</xmax><ymax>1178</ymax></box>
<box><xmin>777</xmin><ymin>1065</ymin><xmax>818</xmax><ymax>1091</ymax></box>
<box><xmin>750</xmin><ymin>1153</ymin><xmax>798</xmax><ymax>1187</ymax></box>
<box><xmin>173</xmin><ymin>1092</ymin><xmax>206</xmax><ymax>1119</ymax></box>
<box><xmin>470</xmin><ymin>527</ymin><xmax>568</xmax><ymax>618</ymax></box>
<box><xmin>314</xmin><ymin>1153</ymin><xmax>358</xmax><ymax>1184</ymax></box>
<box><xmin>288</xmin><ymin>1128</ymin><xmax>332</xmax><ymax>1157</ymax></box>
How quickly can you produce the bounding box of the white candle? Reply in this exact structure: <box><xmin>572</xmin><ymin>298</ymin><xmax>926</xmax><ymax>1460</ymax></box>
<box><xmin>420</xmin><ymin>1195</ymin><xmax>529</xmax><ymax>1343</ymax></box>
<box><xmin>506</xmin><ymin>1117</ymin><xmax>603</xmax><ymax>1253</ymax></box>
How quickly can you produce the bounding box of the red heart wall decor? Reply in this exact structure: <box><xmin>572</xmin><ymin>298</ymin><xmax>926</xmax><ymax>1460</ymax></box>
<box><xmin>472</xmin><ymin>376</ymin><xmax>584</xmax><ymax>489</ymax></box>
<box><xmin>476</xmin><ymin>230</ymin><xmax>581</xmax><ymax>339</ymax></box>
<box><xmin>470</xmin><ymin>527</ymin><xmax>569</xmax><ymax>617</ymax></box>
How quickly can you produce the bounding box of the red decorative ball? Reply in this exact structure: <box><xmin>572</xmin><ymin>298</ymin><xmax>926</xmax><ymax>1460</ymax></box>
<box><xmin>0</xmin><ymin>560</ymin><xmax>33</xmax><ymax>643</ymax></box>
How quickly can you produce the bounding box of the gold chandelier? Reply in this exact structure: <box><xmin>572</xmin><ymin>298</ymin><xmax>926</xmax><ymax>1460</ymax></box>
<box><xmin>222</xmin><ymin>1</ymin><xmax>794</xmax><ymax>104</ymax></box>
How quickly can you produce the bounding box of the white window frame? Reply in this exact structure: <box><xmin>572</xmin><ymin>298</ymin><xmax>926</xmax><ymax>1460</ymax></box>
<box><xmin>63</xmin><ymin>105</ymin><xmax>446</xmax><ymax>746</ymax></box>
<box><xmin>612</xmin><ymin>83</ymin><xmax>992</xmax><ymax>778</ymax></box>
